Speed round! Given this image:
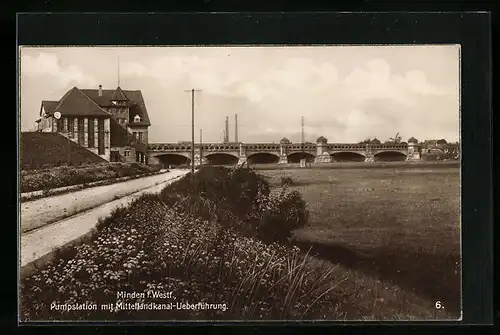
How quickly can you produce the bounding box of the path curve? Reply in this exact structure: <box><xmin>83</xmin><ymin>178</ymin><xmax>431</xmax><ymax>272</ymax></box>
<box><xmin>20</xmin><ymin>169</ymin><xmax>188</xmax><ymax>233</ymax></box>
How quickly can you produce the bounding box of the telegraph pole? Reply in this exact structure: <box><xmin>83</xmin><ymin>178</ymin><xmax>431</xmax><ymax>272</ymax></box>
<box><xmin>200</xmin><ymin>128</ymin><xmax>203</xmax><ymax>166</ymax></box>
<box><xmin>301</xmin><ymin>116</ymin><xmax>305</xmax><ymax>148</ymax></box>
<box><xmin>185</xmin><ymin>89</ymin><xmax>201</xmax><ymax>173</ymax></box>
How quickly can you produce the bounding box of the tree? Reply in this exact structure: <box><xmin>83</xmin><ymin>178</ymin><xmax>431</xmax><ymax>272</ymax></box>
<box><xmin>437</xmin><ymin>139</ymin><xmax>448</xmax><ymax>145</ymax></box>
<box><xmin>388</xmin><ymin>132</ymin><xmax>402</xmax><ymax>144</ymax></box>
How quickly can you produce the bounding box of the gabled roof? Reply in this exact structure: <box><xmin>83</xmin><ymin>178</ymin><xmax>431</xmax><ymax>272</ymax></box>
<box><xmin>111</xmin><ymin>86</ymin><xmax>129</xmax><ymax>101</ymax></box>
<box><xmin>80</xmin><ymin>88</ymin><xmax>151</xmax><ymax>126</ymax></box>
<box><xmin>316</xmin><ymin>136</ymin><xmax>328</xmax><ymax>143</ymax></box>
<box><xmin>40</xmin><ymin>101</ymin><xmax>59</xmax><ymax>116</ymax></box>
<box><xmin>50</xmin><ymin>87</ymin><xmax>111</xmax><ymax>117</ymax></box>
<box><xmin>408</xmin><ymin>137</ymin><xmax>418</xmax><ymax>143</ymax></box>
<box><xmin>280</xmin><ymin>137</ymin><xmax>291</xmax><ymax>144</ymax></box>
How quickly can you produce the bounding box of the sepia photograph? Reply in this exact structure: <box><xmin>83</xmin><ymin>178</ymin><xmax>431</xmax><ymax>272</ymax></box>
<box><xmin>18</xmin><ymin>45</ymin><xmax>461</xmax><ymax>322</ymax></box>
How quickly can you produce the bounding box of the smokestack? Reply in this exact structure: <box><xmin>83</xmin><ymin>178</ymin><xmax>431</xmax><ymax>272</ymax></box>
<box><xmin>98</xmin><ymin>85</ymin><xmax>103</xmax><ymax>96</ymax></box>
<box><xmin>225</xmin><ymin>117</ymin><xmax>229</xmax><ymax>143</ymax></box>
<box><xmin>235</xmin><ymin>114</ymin><xmax>238</xmax><ymax>143</ymax></box>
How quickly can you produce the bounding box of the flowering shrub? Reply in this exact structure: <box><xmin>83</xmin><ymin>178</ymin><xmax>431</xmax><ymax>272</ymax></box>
<box><xmin>21</xmin><ymin>163</ymin><xmax>160</xmax><ymax>193</ymax></box>
<box><xmin>280</xmin><ymin>176</ymin><xmax>296</xmax><ymax>187</ymax></box>
<box><xmin>251</xmin><ymin>186</ymin><xmax>309</xmax><ymax>243</ymax></box>
<box><xmin>21</xmin><ymin>194</ymin><xmax>345</xmax><ymax>321</ymax></box>
<box><xmin>159</xmin><ymin>166</ymin><xmax>306</xmax><ymax>242</ymax></box>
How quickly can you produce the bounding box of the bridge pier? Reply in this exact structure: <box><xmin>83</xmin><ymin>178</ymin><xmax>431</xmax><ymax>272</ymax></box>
<box><xmin>364</xmin><ymin>154</ymin><xmax>375</xmax><ymax>162</ymax></box>
<box><xmin>237</xmin><ymin>155</ymin><xmax>247</xmax><ymax>166</ymax></box>
<box><xmin>278</xmin><ymin>154</ymin><xmax>288</xmax><ymax>164</ymax></box>
<box><xmin>314</xmin><ymin>152</ymin><xmax>332</xmax><ymax>163</ymax></box>
<box><xmin>406</xmin><ymin>142</ymin><xmax>421</xmax><ymax>161</ymax></box>
<box><xmin>364</xmin><ymin>143</ymin><xmax>374</xmax><ymax>162</ymax></box>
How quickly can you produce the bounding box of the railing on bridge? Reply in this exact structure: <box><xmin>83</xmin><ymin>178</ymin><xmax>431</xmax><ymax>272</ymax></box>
<box><xmin>149</xmin><ymin>142</ymin><xmax>409</xmax><ymax>151</ymax></box>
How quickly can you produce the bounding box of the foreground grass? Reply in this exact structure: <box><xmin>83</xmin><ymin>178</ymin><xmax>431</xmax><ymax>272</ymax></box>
<box><xmin>20</xmin><ymin>162</ymin><xmax>160</xmax><ymax>193</ymax></box>
<box><xmin>261</xmin><ymin>166</ymin><xmax>461</xmax><ymax>317</ymax></box>
<box><xmin>20</xmin><ymin>194</ymin><xmax>450</xmax><ymax>321</ymax></box>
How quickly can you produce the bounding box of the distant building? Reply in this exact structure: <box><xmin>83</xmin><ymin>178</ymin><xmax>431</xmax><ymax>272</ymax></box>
<box><xmin>408</xmin><ymin>137</ymin><xmax>418</xmax><ymax>144</ymax></box>
<box><xmin>421</xmin><ymin>139</ymin><xmax>459</xmax><ymax>156</ymax></box>
<box><xmin>36</xmin><ymin>85</ymin><xmax>151</xmax><ymax>163</ymax></box>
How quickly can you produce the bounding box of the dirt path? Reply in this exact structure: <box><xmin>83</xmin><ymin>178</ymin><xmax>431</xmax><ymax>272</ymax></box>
<box><xmin>20</xmin><ymin>169</ymin><xmax>188</xmax><ymax>233</ymax></box>
<box><xmin>20</xmin><ymin>172</ymin><xmax>187</xmax><ymax>270</ymax></box>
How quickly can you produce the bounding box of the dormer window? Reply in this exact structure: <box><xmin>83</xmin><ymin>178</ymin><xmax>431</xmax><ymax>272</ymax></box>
<box><xmin>134</xmin><ymin>114</ymin><xmax>141</xmax><ymax>123</ymax></box>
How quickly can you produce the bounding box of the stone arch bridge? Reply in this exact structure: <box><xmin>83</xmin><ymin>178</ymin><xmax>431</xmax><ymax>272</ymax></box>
<box><xmin>148</xmin><ymin>140</ymin><xmax>421</xmax><ymax>166</ymax></box>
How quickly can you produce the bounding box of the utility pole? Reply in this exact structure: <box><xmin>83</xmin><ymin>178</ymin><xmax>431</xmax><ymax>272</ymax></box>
<box><xmin>185</xmin><ymin>89</ymin><xmax>201</xmax><ymax>173</ymax></box>
<box><xmin>224</xmin><ymin>117</ymin><xmax>229</xmax><ymax>143</ymax></box>
<box><xmin>200</xmin><ymin>128</ymin><xmax>203</xmax><ymax>166</ymax></box>
<box><xmin>301</xmin><ymin>116</ymin><xmax>305</xmax><ymax>148</ymax></box>
<box><xmin>117</xmin><ymin>56</ymin><xmax>121</xmax><ymax>87</ymax></box>
<box><xmin>235</xmin><ymin>114</ymin><xmax>238</xmax><ymax>143</ymax></box>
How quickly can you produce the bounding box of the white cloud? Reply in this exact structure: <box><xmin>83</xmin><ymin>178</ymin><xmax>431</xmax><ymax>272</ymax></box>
<box><xmin>121</xmin><ymin>61</ymin><xmax>146</xmax><ymax>76</ymax></box>
<box><xmin>19</xmin><ymin>47</ymin><xmax>459</xmax><ymax>143</ymax></box>
<box><xmin>21</xmin><ymin>52</ymin><xmax>97</xmax><ymax>87</ymax></box>
<box><xmin>343</xmin><ymin>58</ymin><xmax>445</xmax><ymax>107</ymax></box>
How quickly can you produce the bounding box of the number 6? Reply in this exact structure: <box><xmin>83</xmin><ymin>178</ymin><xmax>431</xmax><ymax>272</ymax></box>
<box><xmin>435</xmin><ymin>301</ymin><xmax>442</xmax><ymax>309</ymax></box>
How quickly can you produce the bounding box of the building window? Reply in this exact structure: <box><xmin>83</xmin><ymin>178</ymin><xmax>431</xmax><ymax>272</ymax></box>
<box><xmin>57</xmin><ymin>118</ymin><xmax>64</xmax><ymax>133</ymax></box>
<box><xmin>88</xmin><ymin>117</ymin><xmax>95</xmax><ymax>148</ymax></box>
<box><xmin>124</xmin><ymin>150</ymin><xmax>130</xmax><ymax>157</ymax></box>
<box><xmin>138</xmin><ymin>132</ymin><xmax>143</xmax><ymax>143</ymax></box>
<box><xmin>78</xmin><ymin>118</ymin><xmax>85</xmax><ymax>145</ymax></box>
<box><xmin>133</xmin><ymin>132</ymin><xmax>138</xmax><ymax>141</ymax></box>
<box><xmin>98</xmin><ymin>118</ymin><xmax>105</xmax><ymax>155</ymax></box>
<box><xmin>67</xmin><ymin>116</ymin><xmax>74</xmax><ymax>137</ymax></box>
<box><xmin>134</xmin><ymin>114</ymin><xmax>141</xmax><ymax>123</ymax></box>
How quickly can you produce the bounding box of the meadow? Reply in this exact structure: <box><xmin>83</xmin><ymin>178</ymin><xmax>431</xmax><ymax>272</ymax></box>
<box><xmin>260</xmin><ymin>163</ymin><xmax>461</xmax><ymax>317</ymax></box>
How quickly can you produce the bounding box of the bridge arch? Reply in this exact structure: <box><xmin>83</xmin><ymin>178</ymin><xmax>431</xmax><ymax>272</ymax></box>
<box><xmin>287</xmin><ymin>152</ymin><xmax>316</xmax><ymax>163</ymax></box>
<box><xmin>247</xmin><ymin>152</ymin><xmax>280</xmax><ymax>164</ymax></box>
<box><xmin>330</xmin><ymin>151</ymin><xmax>366</xmax><ymax>162</ymax></box>
<box><xmin>374</xmin><ymin>151</ymin><xmax>407</xmax><ymax>161</ymax></box>
<box><xmin>205</xmin><ymin>153</ymin><xmax>239</xmax><ymax>165</ymax></box>
<box><xmin>153</xmin><ymin>153</ymin><xmax>191</xmax><ymax>168</ymax></box>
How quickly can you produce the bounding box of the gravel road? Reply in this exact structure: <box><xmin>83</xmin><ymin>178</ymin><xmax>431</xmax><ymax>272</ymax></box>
<box><xmin>20</xmin><ymin>169</ymin><xmax>188</xmax><ymax>234</ymax></box>
<box><xmin>20</xmin><ymin>170</ymin><xmax>189</xmax><ymax>269</ymax></box>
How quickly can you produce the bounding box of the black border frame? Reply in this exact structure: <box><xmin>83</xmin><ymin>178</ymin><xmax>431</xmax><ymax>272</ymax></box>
<box><xmin>15</xmin><ymin>12</ymin><xmax>493</xmax><ymax>326</ymax></box>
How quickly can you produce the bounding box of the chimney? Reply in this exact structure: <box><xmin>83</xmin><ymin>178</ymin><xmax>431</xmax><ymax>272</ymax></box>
<box><xmin>98</xmin><ymin>85</ymin><xmax>103</xmax><ymax>96</ymax></box>
<box><xmin>235</xmin><ymin>114</ymin><xmax>238</xmax><ymax>143</ymax></box>
<box><xmin>225</xmin><ymin>117</ymin><xmax>229</xmax><ymax>143</ymax></box>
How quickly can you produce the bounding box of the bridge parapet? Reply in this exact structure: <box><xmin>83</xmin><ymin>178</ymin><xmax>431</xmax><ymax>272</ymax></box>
<box><xmin>148</xmin><ymin>140</ymin><xmax>421</xmax><ymax>165</ymax></box>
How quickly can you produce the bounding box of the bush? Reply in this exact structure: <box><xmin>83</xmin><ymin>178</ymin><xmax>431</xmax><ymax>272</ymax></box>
<box><xmin>251</xmin><ymin>187</ymin><xmax>309</xmax><ymax>243</ymax></box>
<box><xmin>20</xmin><ymin>195</ymin><xmax>343</xmax><ymax>321</ymax></box>
<box><xmin>159</xmin><ymin>166</ymin><xmax>307</xmax><ymax>243</ymax></box>
<box><xmin>20</xmin><ymin>163</ymin><xmax>160</xmax><ymax>193</ymax></box>
<box><xmin>280</xmin><ymin>176</ymin><xmax>296</xmax><ymax>187</ymax></box>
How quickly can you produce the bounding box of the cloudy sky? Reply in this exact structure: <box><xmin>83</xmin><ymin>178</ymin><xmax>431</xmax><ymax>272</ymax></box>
<box><xmin>19</xmin><ymin>46</ymin><xmax>460</xmax><ymax>143</ymax></box>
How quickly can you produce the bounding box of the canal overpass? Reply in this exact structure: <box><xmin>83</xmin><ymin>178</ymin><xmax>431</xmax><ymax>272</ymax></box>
<box><xmin>148</xmin><ymin>137</ymin><xmax>422</xmax><ymax>167</ymax></box>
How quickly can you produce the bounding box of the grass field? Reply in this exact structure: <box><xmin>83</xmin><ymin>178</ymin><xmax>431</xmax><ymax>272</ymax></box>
<box><xmin>260</xmin><ymin>164</ymin><xmax>461</xmax><ymax>317</ymax></box>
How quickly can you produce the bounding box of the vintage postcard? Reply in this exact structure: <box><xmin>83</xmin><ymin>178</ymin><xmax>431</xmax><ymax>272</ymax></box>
<box><xmin>19</xmin><ymin>45</ymin><xmax>461</xmax><ymax>322</ymax></box>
